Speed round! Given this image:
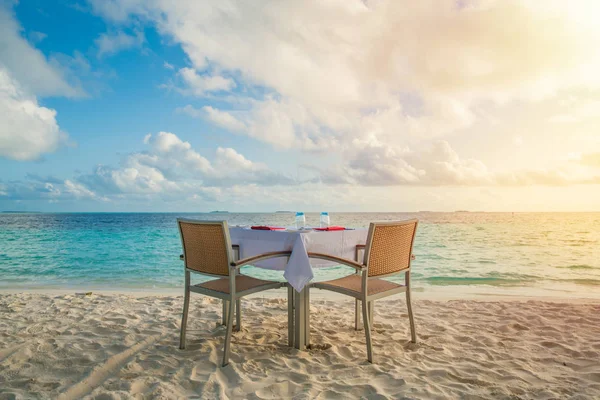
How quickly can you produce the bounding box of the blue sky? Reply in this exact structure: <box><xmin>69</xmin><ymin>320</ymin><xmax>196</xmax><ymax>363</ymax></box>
<box><xmin>1</xmin><ymin>0</ymin><xmax>600</xmax><ymax>212</ymax></box>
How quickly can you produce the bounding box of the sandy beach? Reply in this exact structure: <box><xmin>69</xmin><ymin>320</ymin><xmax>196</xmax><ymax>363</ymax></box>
<box><xmin>1</xmin><ymin>291</ymin><xmax>599</xmax><ymax>399</ymax></box>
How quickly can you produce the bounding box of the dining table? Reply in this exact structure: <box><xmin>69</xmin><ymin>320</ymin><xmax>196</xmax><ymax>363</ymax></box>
<box><xmin>229</xmin><ymin>227</ymin><xmax>369</xmax><ymax>350</ymax></box>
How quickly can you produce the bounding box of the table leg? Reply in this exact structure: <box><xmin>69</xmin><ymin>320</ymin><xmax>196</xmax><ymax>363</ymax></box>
<box><xmin>305</xmin><ymin>286</ymin><xmax>310</xmax><ymax>348</ymax></box>
<box><xmin>287</xmin><ymin>285</ymin><xmax>294</xmax><ymax>348</ymax></box>
<box><xmin>294</xmin><ymin>287</ymin><xmax>309</xmax><ymax>350</ymax></box>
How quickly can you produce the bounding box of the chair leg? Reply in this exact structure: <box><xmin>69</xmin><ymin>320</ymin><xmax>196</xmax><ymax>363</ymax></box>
<box><xmin>179</xmin><ymin>275</ymin><xmax>190</xmax><ymax>350</ymax></box>
<box><xmin>288</xmin><ymin>285</ymin><xmax>294</xmax><ymax>347</ymax></box>
<box><xmin>406</xmin><ymin>289</ymin><xmax>417</xmax><ymax>343</ymax></box>
<box><xmin>355</xmin><ymin>299</ymin><xmax>360</xmax><ymax>330</ymax></box>
<box><xmin>222</xmin><ymin>297</ymin><xmax>236</xmax><ymax>367</ymax></box>
<box><xmin>235</xmin><ymin>299</ymin><xmax>241</xmax><ymax>332</ymax></box>
<box><xmin>222</xmin><ymin>300</ymin><xmax>228</xmax><ymax>326</ymax></box>
<box><xmin>369</xmin><ymin>301</ymin><xmax>374</xmax><ymax>327</ymax></box>
<box><xmin>362</xmin><ymin>297</ymin><xmax>373</xmax><ymax>363</ymax></box>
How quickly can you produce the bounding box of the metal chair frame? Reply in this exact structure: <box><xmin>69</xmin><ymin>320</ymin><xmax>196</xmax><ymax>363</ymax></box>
<box><xmin>177</xmin><ymin>218</ymin><xmax>292</xmax><ymax>366</ymax></box>
<box><xmin>310</xmin><ymin>219</ymin><xmax>419</xmax><ymax>363</ymax></box>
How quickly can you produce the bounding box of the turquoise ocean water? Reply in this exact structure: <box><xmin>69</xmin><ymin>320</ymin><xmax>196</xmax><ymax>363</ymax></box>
<box><xmin>0</xmin><ymin>212</ymin><xmax>599</xmax><ymax>299</ymax></box>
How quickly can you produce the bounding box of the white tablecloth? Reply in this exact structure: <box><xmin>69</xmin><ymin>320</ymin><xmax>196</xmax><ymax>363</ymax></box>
<box><xmin>229</xmin><ymin>228</ymin><xmax>369</xmax><ymax>291</ymax></box>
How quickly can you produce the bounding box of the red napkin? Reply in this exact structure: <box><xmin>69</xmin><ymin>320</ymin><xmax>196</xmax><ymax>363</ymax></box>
<box><xmin>313</xmin><ymin>226</ymin><xmax>345</xmax><ymax>231</ymax></box>
<box><xmin>251</xmin><ymin>226</ymin><xmax>286</xmax><ymax>230</ymax></box>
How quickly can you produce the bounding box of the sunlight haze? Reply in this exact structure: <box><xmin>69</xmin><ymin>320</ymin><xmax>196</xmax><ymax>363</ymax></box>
<box><xmin>1</xmin><ymin>0</ymin><xmax>599</xmax><ymax>211</ymax></box>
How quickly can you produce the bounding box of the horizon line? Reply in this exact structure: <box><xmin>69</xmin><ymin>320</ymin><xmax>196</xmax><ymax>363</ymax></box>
<box><xmin>2</xmin><ymin>210</ymin><xmax>600</xmax><ymax>214</ymax></box>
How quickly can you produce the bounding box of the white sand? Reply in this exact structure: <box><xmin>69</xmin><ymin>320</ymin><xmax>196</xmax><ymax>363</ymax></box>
<box><xmin>1</xmin><ymin>291</ymin><xmax>599</xmax><ymax>399</ymax></box>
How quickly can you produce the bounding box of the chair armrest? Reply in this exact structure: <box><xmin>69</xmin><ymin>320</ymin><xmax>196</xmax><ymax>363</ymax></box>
<box><xmin>307</xmin><ymin>252</ymin><xmax>365</xmax><ymax>271</ymax></box>
<box><xmin>231</xmin><ymin>251</ymin><xmax>292</xmax><ymax>267</ymax></box>
<box><xmin>354</xmin><ymin>244</ymin><xmax>366</xmax><ymax>267</ymax></box>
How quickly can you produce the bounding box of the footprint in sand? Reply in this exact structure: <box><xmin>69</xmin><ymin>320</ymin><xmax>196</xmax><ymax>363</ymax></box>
<box><xmin>309</xmin><ymin>343</ymin><xmax>332</xmax><ymax>352</ymax></box>
<box><xmin>336</xmin><ymin>346</ymin><xmax>353</xmax><ymax>359</ymax></box>
<box><xmin>25</xmin><ymin>323</ymin><xmax>44</xmax><ymax>335</ymax></box>
<box><xmin>36</xmin><ymin>342</ymin><xmax>54</xmax><ymax>353</ymax></box>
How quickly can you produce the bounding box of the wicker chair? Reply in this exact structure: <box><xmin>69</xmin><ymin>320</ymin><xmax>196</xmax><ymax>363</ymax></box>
<box><xmin>309</xmin><ymin>219</ymin><xmax>418</xmax><ymax>363</ymax></box>
<box><xmin>177</xmin><ymin>219</ymin><xmax>292</xmax><ymax>367</ymax></box>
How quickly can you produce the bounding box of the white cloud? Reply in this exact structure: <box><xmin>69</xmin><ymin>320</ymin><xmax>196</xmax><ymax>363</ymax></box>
<box><xmin>0</xmin><ymin>4</ymin><xmax>82</xmax><ymax>97</ymax></box>
<box><xmin>195</xmin><ymin>98</ymin><xmax>342</xmax><ymax>150</ymax></box>
<box><xmin>335</xmin><ymin>139</ymin><xmax>492</xmax><ymax>186</ymax></box>
<box><xmin>0</xmin><ymin>175</ymin><xmax>105</xmax><ymax>202</ymax></box>
<box><xmin>411</xmin><ymin>141</ymin><xmax>493</xmax><ymax>186</ymax></box>
<box><xmin>211</xmin><ymin>147</ymin><xmax>289</xmax><ymax>185</ymax></box>
<box><xmin>110</xmin><ymin>156</ymin><xmax>182</xmax><ymax>194</ymax></box>
<box><xmin>67</xmin><ymin>132</ymin><xmax>294</xmax><ymax>203</ymax></box>
<box><xmin>80</xmin><ymin>1</ymin><xmax>600</xmax><ymax>197</ymax></box>
<box><xmin>89</xmin><ymin>0</ymin><xmax>600</xmax><ymax>149</ymax></box>
<box><xmin>87</xmin><ymin>0</ymin><xmax>144</xmax><ymax>23</ymax></box>
<box><xmin>176</xmin><ymin>104</ymin><xmax>202</xmax><ymax>118</ymax></box>
<box><xmin>144</xmin><ymin>131</ymin><xmax>214</xmax><ymax>175</ymax></box>
<box><xmin>95</xmin><ymin>30</ymin><xmax>144</xmax><ymax>58</ymax></box>
<box><xmin>215</xmin><ymin>147</ymin><xmax>255</xmax><ymax>171</ymax></box>
<box><xmin>179</xmin><ymin>100</ymin><xmax>335</xmax><ymax>152</ymax></box>
<box><xmin>0</xmin><ymin>67</ymin><xmax>67</xmax><ymax>161</ymax></box>
<box><xmin>140</xmin><ymin>132</ymin><xmax>292</xmax><ymax>185</ymax></box>
<box><xmin>28</xmin><ymin>31</ymin><xmax>47</xmax><ymax>44</ymax></box>
<box><xmin>64</xmin><ymin>180</ymin><xmax>107</xmax><ymax>201</ymax></box>
<box><xmin>313</xmin><ymin>139</ymin><xmax>600</xmax><ymax>187</ymax></box>
<box><xmin>200</xmin><ymin>106</ymin><xmax>246</xmax><ymax>132</ymax></box>
<box><xmin>548</xmin><ymin>99</ymin><xmax>600</xmax><ymax>124</ymax></box>
<box><xmin>174</xmin><ymin>67</ymin><xmax>235</xmax><ymax>96</ymax></box>
<box><xmin>163</xmin><ymin>61</ymin><xmax>174</xmax><ymax>70</ymax></box>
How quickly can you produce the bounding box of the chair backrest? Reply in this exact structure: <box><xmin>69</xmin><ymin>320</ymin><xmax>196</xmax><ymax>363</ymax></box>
<box><xmin>177</xmin><ymin>219</ymin><xmax>233</xmax><ymax>276</ymax></box>
<box><xmin>363</xmin><ymin>219</ymin><xmax>418</xmax><ymax>277</ymax></box>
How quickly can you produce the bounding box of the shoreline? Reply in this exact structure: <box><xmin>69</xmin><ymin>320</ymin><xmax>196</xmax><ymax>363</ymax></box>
<box><xmin>2</xmin><ymin>286</ymin><xmax>599</xmax><ymax>304</ymax></box>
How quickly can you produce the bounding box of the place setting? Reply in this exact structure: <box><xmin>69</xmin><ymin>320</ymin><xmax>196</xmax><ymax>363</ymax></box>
<box><xmin>243</xmin><ymin>212</ymin><xmax>351</xmax><ymax>232</ymax></box>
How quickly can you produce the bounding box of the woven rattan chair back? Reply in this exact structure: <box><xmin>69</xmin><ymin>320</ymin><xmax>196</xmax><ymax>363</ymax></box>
<box><xmin>177</xmin><ymin>219</ymin><xmax>232</xmax><ymax>276</ymax></box>
<box><xmin>363</xmin><ymin>219</ymin><xmax>418</xmax><ymax>277</ymax></box>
